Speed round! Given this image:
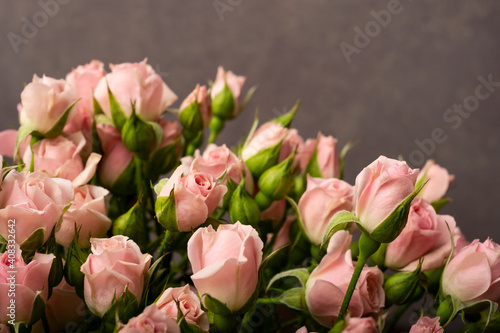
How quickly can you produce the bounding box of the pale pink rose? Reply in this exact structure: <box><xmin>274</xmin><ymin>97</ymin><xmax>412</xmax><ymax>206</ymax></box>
<box><xmin>298</xmin><ymin>176</ymin><xmax>354</xmax><ymax>244</ymax></box>
<box><xmin>417</xmin><ymin>160</ymin><xmax>454</xmax><ymax>203</ymax></box>
<box><xmin>343</xmin><ymin>317</ymin><xmax>378</xmax><ymax>333</ymax></box>
<box><xmin>211</xmin><ymin>66</ymin><xmax>246</xmax><ymax>117</ymax></box>
<box><xmin>56</xmin><ymin>185</ymin><xmax>112</xmax><ymax>248</ymax></box>
<box><xmin>298</xmin><ymin>133</ymin><xmax>340</xmax><ymax>178</ymax></box>
<box><xmin>272</xmin><ymin>215</ymin><xmax>295</xmax><ymax>252</ymax></box>
<box><xmin>0</xmin><ymin>246</ymin><xmax>54</xmax><ymax>324</ymax></box>
<box><xmin>354</xmin><ymin>156</ymin><xmax>419</xmax><ymax>233</ymax></box>
<box><xmin>188</xmin><ymin>222</ymin><xmax>263</xmax><ymax>311</ymax></box>
<box><xmin>44</xmin><ymin>278</ymin><xmax>85</xmax><ymax>332</ymax></box>
<box><xmin>409</xmin><ymin>316</ymin><xmax>443</xmax><ymax>333</ymax></box>
<box><xmin>195</xmin><ymin>144</ymin><xmax>253</xmax><ymax>193</ymax></box>
<box><xmin>22</xmin><ymin>132</ymin><xmax>100</xmax><ymax>186</ymax></box>
<box><xmin>158</xmin><ymin>162</ymin><xmax>227</xmax><ymax>231</ymax></box>
<box><xmin>119</xmin><ymin>304</ymin><xmax>180</xmax><ymax>333</ymax></box>
<box><xmin>305</xmin><ymin>231</ymin><xmax>384</xmax><ymax>327</ymax></box>
<box><xmin>0</xmin><ymin>130</ymin><xmax>18</xmax><ymax>158</ymax></box>
<box><xmin>279</xmin><ymin>128</ymin><xmax>304</xmax><ymax>164</ymax></box>
<box><xmin>0</xmin><ymin>171</ymin><xmax>74</xmax><ymax>247</ymax></box>
<box><xmin>94</xmin><ymin>59</ymin><xmax>177</xmax><ymax>121</ymax></box>
<box><xmin>80</xmin><ymin>236</ymin><xmax>152</xmax><ymax>316</ymax></box>
<box><xmin>260</xmin><ymin>199</ymin><xmax>286</xmax><ymax>223</ymax></box>
<box><xmin>385</xmin><ymin>198</ymin><xmax>464</xmax><ymax>271</ymax></box>
<box><xmin>442</xmin><ymin>238</ymin><xmax>500</xmax><ymax>305</ymax></box>
<box><xmin>156</xmin><ymin>285</ymin><xmax>209</xmax><ymax>331</ymax></box>
<box><xmin>157</xmin><ymin>118</ymin><xmax>181</xmax><ymax>149</ymax></box>
<box><xmin>64</xmin><ymin>60</ymin><xmax>106</xmax><ymax>140</ymax></box>
<box><xmin>97</xmin><ymin>123</ymin><xmax>134</xmax><ymax>188</ymax></box>
<box><xmin>19</xmin><ymin>75</ymin><xmax>77</xmax><ymax>134</ymax></box>
<box><xmin>241</xmin><ymin>122</ymin><xmax>288</xmax><ymax>161</ymax></box>
<box><xmin>298</xmin><ymin>138</ymin><xmax>316</xmax><ymax>172</ymax></box>
<box><xmin>180</xmin><ymin>84</ymin><xmax>212</xmax><ymax>127</ymax></box>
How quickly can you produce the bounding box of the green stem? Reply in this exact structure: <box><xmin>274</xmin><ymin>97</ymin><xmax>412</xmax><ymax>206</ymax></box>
<box><xmin>337</xmin><ymin>233</ymin><xmax>380</xmax><ymax>321</ymax></box>
<box><xmin>383</xmin><ymin>303</ymin><xmax>411</xmax><ymax>333</ymax></box>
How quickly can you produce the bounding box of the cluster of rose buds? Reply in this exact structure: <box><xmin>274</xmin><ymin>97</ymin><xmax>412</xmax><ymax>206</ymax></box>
<box><xmin>0</xmin><ymin>60</ymin><xmax>498</xmax><ymax>333</ymax></box>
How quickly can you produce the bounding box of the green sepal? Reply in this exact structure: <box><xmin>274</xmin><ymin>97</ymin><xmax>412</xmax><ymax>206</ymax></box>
<box><xmin>384</xmin><ymin>259</ymin><xmax>423</xmax><ymax>305</ymax></box>
<box><xmin>100</xmin><ymin>287</ymin><xmax>139</xmax><ymax>331</ymax></box>
<box><xmin>93</xmin><ymin>96</ymin><xmax>104</xmax><ymax>115</ymax></box>
<box><xmin>240</xmin><ymin>85</ymin><xmax>257</xmax><ymax>112</ymax></box>
<box><xmin>147</xmin><ymin>120</ymin><xmax>165</xmax><ymax>151</ymax></box>
<box><xmin>229</xmin><ymin>182</ymin><xmax>260</xmax><ymax>229</ymax></box>
<box><xmin>431</xmin><ymin>198</ymin><xmax>452</xmax><ymax>212</ymax></box>
<box><xmin>271</xmin><ymin>100</ymin><xmax>300</xmax><ymax>128</ymax></box>
<box><xmin>28</xmin><ymin>290</ymin><xmax>46</xmax><ymax>325</ymax></box>
<box><xmin>107</xmin><ymin>159</ymin><xmax>136</xmax><ymax>196</ymax></box>
<box><xmin>212</xmin><ymin>83</ymin><xmax>235</xmax><ymax>120</ymax></box>
<box><xmin>147</xmin><ymin>141</ymin><xmax>179</xmax><ymax>182</ymax></box>
<box><xmin>321</xmin><ymin>210</ymin><xmax>361</xmax><ymax>249</ymax></box>
<box><xmin>244</xmin><ymin>141</ymin><xmax>282</xmax><ymax>180</ymax></box>
<box><xmin>20</xmin><ymin>228</ymin><xmax>45</xmax><ymax>252</ymax></box>
<box><xmin>121</xmin><ymin>109</ymin><xmax>155</xmax><ymax>160</ymax></box>
<box><xmin>257</xmin><ymin>151</ymin><xmax>296</xmax><ymax>200</ymax></box>
<box><xmin>155</xmin><ymin>188</ymin><xmax>179</xmax><ymax>232</ymax></box>
<box><xmin>266</xmin><ymin>268</ymin><xmax>310</xmax><ymax>291</ymax></box>
<box><xmin>142</xmin><ymin>253</ymin><xmax>167</xmax><ymax>304</ymax></box>
<box><xmin>305</xmin><ymin>145</ymin><xmax>322</xmax><ymax>178</ymax></box>
<box><xmin>112</xmin><ymin>202</ymin><xmax>146</xmax><ymax>245</ymax></box>
<box><xmin>64</xmin><ymin>226</ymin><xmax>90</xmax><ymax>300</ymax></box>
<box><xmin>108</xmin><ymin>87</ymin><xmax>127</xmax><ymax>131</ymax></box>
<box><xmin>41</xmin><ymin>99</ymin><xmax>78</xmax><ymax>138</ymax></box>
<box><xmin>13</xmin><ymin>124</ymin><xmax>35</xmax><ymax>162</ymax></box>
<box><xmin>95</xmin><ymin>114</ymin><xmax>114</xmax><ymax>126</ymax></box>
<box><xmin>371</xmin><ymin>243</ymin><xmax>388</xmax><ymax>268</ymax></box>
<box><xmin>203</xmin><ymin>294</ymin><xmax>232</xmax><ymax>315</ymax></box>
<box><xmin>153</xmin><ymin>178</ymin><xmax>169</xmax><ymax>195</ymax></box>
<box><xmin>285</xmin><ymin>196</ymin><xmax>312</xmax><ymax>244</ymax></box>
<box><xmin>338</xmin><ymin>141</ymin><xmax>354</xmax><ymax>180</ymax></box>
<box><xmin>276</xmin><ymin>287</ymin><xmax>307</xmax><ymax>311</ymax></box>
<box><xmin>47</xmin><ymin>254</ymin><xmax>64</xmax><ymax>298</ymax></box>
<box><xmin>178</xmin><ymin>316</ymin><xmax>203</xmax><ymax>333</ymax></box>
<box><xmin>459</xmin><ymin>311</ymin><xmax>500</xmax><ymax>333</ymax></box>
<box><xmin>369</xmin><ymin>184</ymin><xmax>424</xmax><ymax>243</ymax></box>
<box><xmin>180</xmin><ymin>100</ymin><xmax>204</xmax><ymax>135</ymax></box>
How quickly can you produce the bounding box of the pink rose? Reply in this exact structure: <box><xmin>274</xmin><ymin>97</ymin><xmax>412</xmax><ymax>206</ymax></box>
<box><xmin>187</xmin><ymin>222</ymin><xmax>263</xmax><ymax>311</ymax></box>
<box><xmin>157</xmin><ymin>161</ymin><xmax>227</xmax><ymax>231</ymax></box>
<box><xmin>156</xmin><ymin>285</ymin><xmax>209</xmax><ymax>331</ymax></box>
<box><xmin>19</xmin><ymin>75</ymin><xmax>77</xmax><ymax>134</ymax></box>
<box><xmin>271</xmin><ymin>215</ymin><xmax>295</xmax><ymax>252</ymax></box>
<box><xmin>354</xmin><ymin>156</ymin><xmax>419</xmax><ymax>234</ymax></box>
<box><xmin>44</xmin><ymin>278</ymin><xmax>85</xmax><ymax>332</ymax></box>
<box><xmin>119</xmin><ymin>304</ymin><xmax>180</xmax><ymax>333</ymax></box>
<box><xmin>298</xmin><ymin>176</ymin><xmax>354</xmax><ymax>244</ymax></box>
<box><xmin>417</xmin><ymin>160</ymin><xmax>454</xmax><ymax>203</ymax></box>
<box><xmin>56</xmin><ymin>185</ymin><xmax>112</xmax><ymax>248</ymax></box>
<box><xmin>157</xmin><ymin>118</ymin><xmax>181</xmax><ymax>149</ymax></box>
<box><xmin>94</xmin><ymin>59</ymin><xmax>177</xmax><ymax>121</ymax></box>
<box><xmin>241</xmin><ymin>122</ymin><xmax>288</xmax><ymax>161</ymax></box>
<box><xmin>195</xmin><ymin>144</ymin><xmax>253</xmax><ymax>193</ymax></box>
<box><xmin>0</xmin><ymin>246</ymin><xmax>54</xmax><ymax>324</ymax></box>
<box><xmin>300</xmin><ymin>133</ymin><xmax>340</xmax><ymax>178</ymax></box>
<box><xmin>260</xmin><ymin>199</ymin><xmax>286</xmax><ymax>223</ymax></box>
<box><xmin>343</xmin><ymin>317</ymin><xmax>378</xmax><ymax>333</ymax></box>
<box><xmin>80</xmin><ymin>236</ymin><xmax>152</xmax><ymax>316</ymax></box>
<box><xmin>96</xmin><ymin>123</ymin><xmax>134</xmax><ymax>188</ymax></box>
<box><xmin>305</xmin><ymin>231</ymin><xmax>384</xmax><ymax>327</ymax></box>
<box><xmin>0</xmin><ymin>130</ymin><xmax>18</xmax><ymax>158</ymax></box>
<box><xmin>442</xmin><ymin>238</ymin><xmax>500</xmax><ymax>305</ymax></box>
<box><xmin>180</xmin><ymin>84</ymin><xmax>212</xmax><ymax>128</ymax></box>
<box><xmin>409</xmin><ymin>316</ymin><xmax>443</xmax><ymax>333</ymax></box>
<box><xmin>21</xmin><ymin>132</ymin><xmax>101</xmax><ymax>187</ymax></box>
<box><xmin>385</xmin><ymin>198</ymin><xmax>463</xmax><ymax>271</ymax></box>
<box><xmin>64</xmin><ymin>60</ymin><xmax>106</xmax><ymax>138</ymax></box>
<box><xmin>211</xmin><ymin>66</ymin><xmax>246</xmax><ymax>117</ymax></box>
<box><xmin>0</xmin><ymin>171</ymin><xmax>74</xmax><ymax>248</ymax></box>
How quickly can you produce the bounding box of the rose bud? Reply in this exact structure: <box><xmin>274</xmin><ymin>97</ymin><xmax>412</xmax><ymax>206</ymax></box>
<box><xmin>64</xmin><ymin>60</ymin><xmax>107</xmax><ymax>155</ymax></box>
<box><xmin>155</xmin><ymin>161</ymin><xmax>227</xmax><ymax>232</ymax></box>
<box><xmin>94</xmin><ymin>59</ymin><xmax>177</xmax><ymax>125</ymax></box>
<box><xmin>353</xmin><ymin>155</ymin><xmax>419</xmax><ymax>243</ymax></box>
<box><xmin>19</xmin><ymin>75</ymin><xmax>77</xmax><ymax>136</ymax></box>
<box><xmin>180</xmin><ymin>84</ymin><xmax>212</xmax><ymax>138</ymax></box>
<box><xmin>241</xmin><ymin>122</ymin><xmax>288</xmax><ymax>179</ymax></box>
<box><xmin>417</xmin><ymin>160</ymin><xmax>454</xmax><ymax>204</ymax></box>
<box><xmin>80</xmin><ymin>236</ymin><xmax>152</xmax><ymax>317</ymax></box>
<box><xmin>305</xmin><ymin>231</ymin><xmax>384</xmax><ymax>327</ymax></box>
<box><xmin>56</xmin><ymin>185</ymin><xmax>112</xmax><ymax>248</ymax></box>
<box><xmin>187</xmin><ymin>222</ymin><xmax>263</xmax><ymax>312</ymax></box>
<box><xmin>0</xmin><ymin>246</ymin><xmax>55</xmax><ymax>325</ymax></box>
<box><xmin>120</xmin><ymin>108</ymin><xmax>157</xmax><ymax>159</ymax></box>
<box><xmin>383</xmin><ymin>198</ymin><xmax>464</xmax><ymax>272</ymax></box>
<box><xmin>156</xmin><ymin>285</ymin><xmax>209</xmax><ymax>331</ymax></box>
<box><xmin>21</xmin><ymin>132</ymin><xmax>101</xmax><ymax>187</ymax></box>
<box><xmin>118</xmin><ymin>304</ymin><xmax>180</xmax><ymax>333</ymax></box>
<box><xmin>409</xmin><ymin>316</ymin><xmax>443</xmax><ymax>333</ymax></box>
<box><xmin>384</xmin><ymin>262</ymin><xmax>423</xmax><ymax>305</ymax></box>
<box><xmin>279</xmin><ymin>128</ymin><xmax>304</xmax><ymax>165</ymax></box>
<box><xmin>298</xmin><ymin>176</ymin><xmax>354</xmax><ymax>244</ymax></box>
<box><xmin>0</xmin><ymin>171</ymin><xmax>74</xmax><ymax>250</ymax></box>
<box><xmin>96</xmin><ymin>123</ymin><xmax>135</xmax><ymax>194</ymax></box>
<box><xmin>441</xmin><ymin>238</ymin><xmax>500</xmax><ymax>306</ymax></box>
<box><xmin>300</xmin><ymin>133</ymin><xmax>340</xmax><ymax>178</ymax></box>
<box><xmin>229</xmin><ymin>182</ymin><xmax>261</xmax><ymax>229</ymax></box>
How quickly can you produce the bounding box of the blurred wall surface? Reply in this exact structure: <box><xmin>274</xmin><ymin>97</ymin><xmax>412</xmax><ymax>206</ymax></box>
<box><xmin>1</xmin><ymin>0</ymin><xmax>499</xmax><ymax>270</ymax></box>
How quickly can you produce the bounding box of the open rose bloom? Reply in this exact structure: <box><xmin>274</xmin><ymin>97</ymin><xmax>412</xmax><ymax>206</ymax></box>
<box><xmin>0</xmin><ymin>61</ymin><xmax>495</xmax><ymax>332</ymax></box>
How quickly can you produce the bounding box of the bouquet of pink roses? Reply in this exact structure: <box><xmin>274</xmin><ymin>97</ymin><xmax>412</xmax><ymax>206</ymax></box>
<box><xmin>0</xmin><ymin>59</ymin><xmax>498</xmax><ymax>333</ymax></box>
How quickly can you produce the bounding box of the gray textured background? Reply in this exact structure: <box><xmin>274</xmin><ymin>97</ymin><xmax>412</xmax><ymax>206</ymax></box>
<box><xmin>1</xmin><ymin>0</ymin><xmax>499</xmax><ymax>283</ymax></box>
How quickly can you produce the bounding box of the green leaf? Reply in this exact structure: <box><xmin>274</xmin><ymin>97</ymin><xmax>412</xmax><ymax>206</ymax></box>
<box><xmin>321</xmin><ymin>210</ymin><xmax>361</xmax><ymax>249</ymax></box>
<box><xmin>155</xmin><ymin>188</ymin><xmax>179</xmax><ymax>232</ymax></box>
<box><xmin>267</xmin><ymin>268</ymin><xmax>310</xmax><ymax>291</ymax></box>
<box><xmin>42</xmin><ymin>99</ymin><xmax>78</xmax><ymax>138</ymax></box>
<box><xmin>203</xmin><ymin>293</ymin><xmax>232</xmax><ymax>315</ymax></box>
<box><xmin>431</xmin><ymin>198</ymin><xmax>452</xmax><ymax>212</ymax></box>
<box><xmin>20</xmin><ymin>228</ymin><xmax>45</xmax><ymax>252</ymax></box>
<box><xmin>108</xmin><ymin>87</ymin><xmax>127</xmax><ymax>131</ymax></box>
<box><xmin>271</xmin><ymin>100</ymin><xmax>300</xmax><ymax>128</ymax></box>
